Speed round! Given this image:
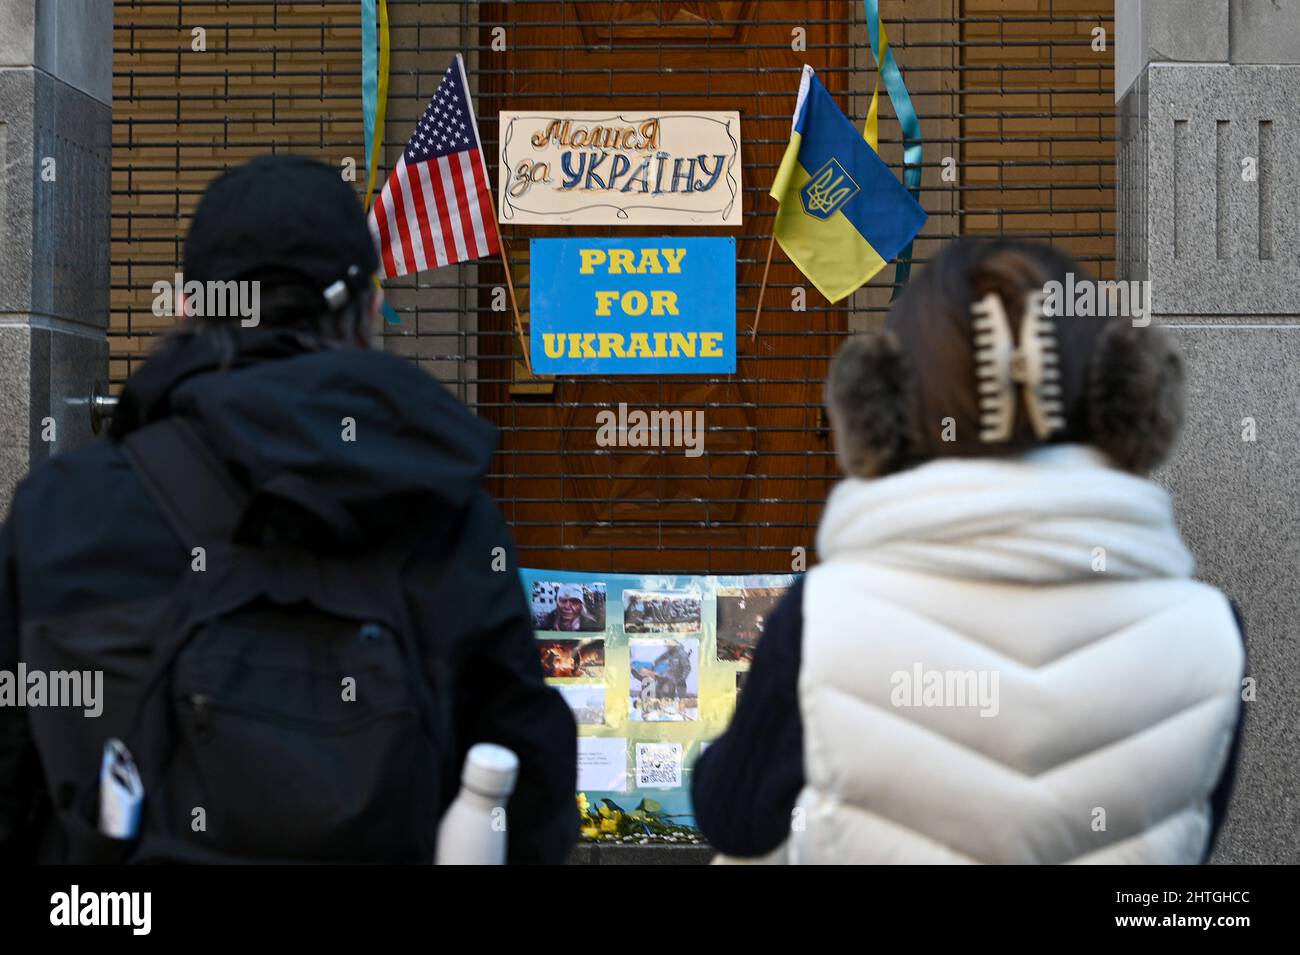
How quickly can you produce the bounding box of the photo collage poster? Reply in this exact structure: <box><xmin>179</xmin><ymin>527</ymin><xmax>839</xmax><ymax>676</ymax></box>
<box><xmin>521</xmin><ymin>568</ymin><xmax>798</xmax><ymax>828</ymax></box>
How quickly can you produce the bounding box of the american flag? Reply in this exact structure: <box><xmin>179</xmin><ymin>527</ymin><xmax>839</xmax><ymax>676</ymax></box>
<box><xmin>368</xmin><ymin>54</ymin><xmax>499</xmax><ymax>278</ymax></box>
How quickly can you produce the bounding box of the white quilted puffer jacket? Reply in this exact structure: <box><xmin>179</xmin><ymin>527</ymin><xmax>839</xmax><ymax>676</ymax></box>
<box><xmin>792</xmin><ymin>445</ymin><xmax>1244</xmax><ymax>865</ymax></box>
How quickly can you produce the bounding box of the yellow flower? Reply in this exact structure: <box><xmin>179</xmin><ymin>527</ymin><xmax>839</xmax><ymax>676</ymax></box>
<box><xmin>576</xmin><ymin>793</ymin><xmax>590</xmax><ymax>814</ymax></box>
<box><xmin>600</xmin><ymin>817</ymin><xmax>619</xmax><ymax>833</ymax></box>
<box><xmin>581</xmin><ymin>823</ymin><xmax>599</xmax><ymax>839</ymax></box>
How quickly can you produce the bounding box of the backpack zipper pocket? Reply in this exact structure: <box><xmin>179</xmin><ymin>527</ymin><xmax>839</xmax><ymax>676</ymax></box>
<box><xmin>179</xmin><ymin>691</ymin><xmax>418</xmax><ymax>740</ymax></box>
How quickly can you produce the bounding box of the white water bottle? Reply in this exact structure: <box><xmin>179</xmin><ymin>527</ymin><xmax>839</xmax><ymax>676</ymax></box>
<box><xmin>435</xmin><ymin>743</ymin><xmax>519</xmax><ymax>865</ymax></box>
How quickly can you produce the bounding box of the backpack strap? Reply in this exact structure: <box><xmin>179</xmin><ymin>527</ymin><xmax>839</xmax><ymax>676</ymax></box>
<box><xmin>121</xmin><ymin>417</ymin><xmax>248</xmax><ymax>546</ymax></box>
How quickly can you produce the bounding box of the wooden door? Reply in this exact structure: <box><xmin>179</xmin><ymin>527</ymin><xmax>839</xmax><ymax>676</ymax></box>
<box><xmin>477</xmin><ymin>1</ymin><xmax>848</xmax><ymax>574</ymax></box>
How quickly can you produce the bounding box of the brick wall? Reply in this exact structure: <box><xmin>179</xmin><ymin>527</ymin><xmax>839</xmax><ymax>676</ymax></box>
<box><xmin>960</xmin><ymin>0</ymin><xmax>1116</xmax><ymax>278</ymax></box>
<box><xmin>110</xmin><ymin>1</ymin><xmax>363</xmax><ymax>381</ymax></box>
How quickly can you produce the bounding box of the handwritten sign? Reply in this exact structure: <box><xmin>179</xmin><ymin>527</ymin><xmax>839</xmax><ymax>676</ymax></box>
<box><xmin>529</xmin><ymin>237</ymin><xmax>736</xmax><ymax>375</ymax></box>
<box><xmin>500</xmin><ymin>111</ymin><xmax>742</xmax><ymax>226</ymax></box>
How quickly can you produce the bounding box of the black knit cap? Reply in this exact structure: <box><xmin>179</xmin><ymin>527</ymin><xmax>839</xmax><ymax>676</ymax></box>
<box><xmin>183</xmin><ymin>154</ymin><xmax>378</xmax><ymax>308</ymax></box>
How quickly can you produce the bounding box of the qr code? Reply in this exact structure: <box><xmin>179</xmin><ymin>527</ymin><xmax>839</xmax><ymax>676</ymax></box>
<box><xmin>636</xmin><ymin>743</ymin><xmax>682</xmax><ymax>789</ymax></box>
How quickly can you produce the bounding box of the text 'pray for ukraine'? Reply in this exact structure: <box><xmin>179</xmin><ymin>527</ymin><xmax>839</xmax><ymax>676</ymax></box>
<box><xmin>529</xmin><ymin>237</ymin><xmax>736</xmax><ymax>375</ymax></box>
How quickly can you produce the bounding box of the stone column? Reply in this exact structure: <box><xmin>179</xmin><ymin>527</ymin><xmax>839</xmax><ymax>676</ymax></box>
<box><xmin>0</xmin><ymin>0</ymin><xmax>113</xmax><ymax>511</ymax></box>
<box><xmin>1117</xmin><ymin>0</ymin><xmax>1300</xmax><ymax>863</ymax></box>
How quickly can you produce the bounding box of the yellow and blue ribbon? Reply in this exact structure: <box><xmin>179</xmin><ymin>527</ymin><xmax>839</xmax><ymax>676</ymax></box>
<box><xmin>361</xmin><ymin>0</ymin><xmax>401</xmax><ymax>324</ymax></box>
<box><xmin>361</xmin><ymin>0</ymin><xmax>377</xmax><ymax>193</ymax></box>
<box><xmin>863</xmin><ymin>0</ymin><xmax>923</xmax><ymax>298</ymax></box>
<box><xmin>361</xmin><ymin>0</ymin><xmax>390</xmax><ymax>212</ymax></box>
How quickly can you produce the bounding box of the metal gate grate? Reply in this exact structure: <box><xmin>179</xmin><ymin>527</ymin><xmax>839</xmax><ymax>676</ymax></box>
<box><xmin>110</xmin><ymin>0</ymin><xmax>1116</xmax><ymax>574</ymax></box>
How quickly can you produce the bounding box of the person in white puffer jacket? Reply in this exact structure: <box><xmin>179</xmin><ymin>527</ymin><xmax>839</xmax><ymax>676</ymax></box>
<box><xmin>693</xmin><ymin>237</ymin><xmax>1246</xmax><ymax>865</ymax></box>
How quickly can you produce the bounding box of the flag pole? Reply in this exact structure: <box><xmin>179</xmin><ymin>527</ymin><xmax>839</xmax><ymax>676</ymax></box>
<box><xmin>483</xmin><ymin>187</ymin><xmax>532</xmax><ymax>376</ymax></box>
<box><xmin>749</xmin><ymin>232</ymin><xmax>777</xmax><ymax>342</ymax></box>
<box><xmin>459</xmin><ymin>50</ymin><xmax>531</xmax><ymax>377</ymax></box>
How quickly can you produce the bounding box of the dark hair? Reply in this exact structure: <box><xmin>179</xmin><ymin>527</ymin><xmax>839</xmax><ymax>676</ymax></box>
<box><xmin>826</xmin><ymin>237</ymin><xmax>1183</xmax><ymax>477</ymax></box>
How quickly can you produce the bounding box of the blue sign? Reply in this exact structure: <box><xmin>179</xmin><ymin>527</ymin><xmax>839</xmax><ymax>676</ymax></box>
<box><xmin>529</xmin><ymin>237</ymin><xmax>736</xmax><ymax>375</ymax></box>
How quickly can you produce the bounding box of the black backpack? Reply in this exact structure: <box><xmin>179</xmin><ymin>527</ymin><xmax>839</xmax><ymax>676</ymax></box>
<box><xmin>96</xmin><ymin>416</ymin><xmax>451</xmax><ymax>863</ymax></box>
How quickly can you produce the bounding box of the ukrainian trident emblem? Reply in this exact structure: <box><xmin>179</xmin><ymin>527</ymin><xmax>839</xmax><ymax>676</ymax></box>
<box><xmin>800</xmin><ymin>158</ymin><xmax>859</xmax><ymax>220</ymax></box>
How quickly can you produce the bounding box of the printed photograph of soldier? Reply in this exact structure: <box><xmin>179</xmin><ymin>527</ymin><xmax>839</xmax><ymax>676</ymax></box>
<box><xmin>531</xmin><ymin>581</ymin><xmax>606</xmax><ymax>633</ymax></box>
<box><xmin>716</xmin><ymin>586</ymin><xmax>789</xmax><ymax>662</ymax></box>
<box><xmin>622</xmin><ymin>590</ymin><xmax>702</xmax><ymax>634</ymax></box>
<box><xmin>556</xmin><ymin>685</ymin><xmax>606</xmax><ymax>726</ymax></box>
<box><xmin>629</xmin><ymin>638</ymin><xmax>699</xmax><ymax>722</ymax></box>
<box><xmin>537</xmin><ymin>638</ymin><xmax>606</xmax><ymax>679</ymax></box>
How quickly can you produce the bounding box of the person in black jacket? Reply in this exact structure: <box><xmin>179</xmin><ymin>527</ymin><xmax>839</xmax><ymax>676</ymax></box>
<box><xmin>0</xmin><ymin>155</ymin><xmax>577</xmax><ymax>864</ymax></box>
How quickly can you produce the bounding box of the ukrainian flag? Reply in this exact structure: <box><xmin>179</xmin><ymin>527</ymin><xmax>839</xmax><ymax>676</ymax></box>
<box><xmin>771</xmin><ymin>65</ymin><xmax>927</xmax><ymax>303</ymax></box>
